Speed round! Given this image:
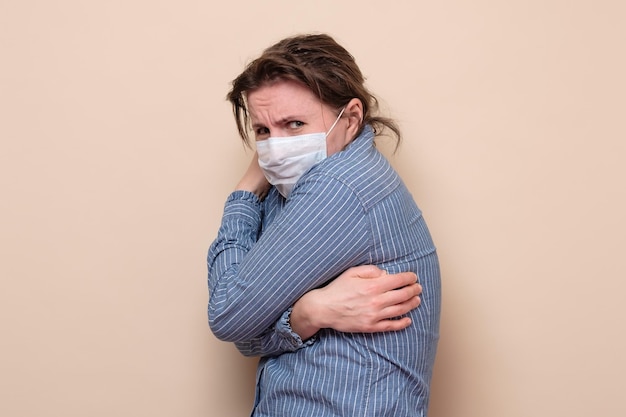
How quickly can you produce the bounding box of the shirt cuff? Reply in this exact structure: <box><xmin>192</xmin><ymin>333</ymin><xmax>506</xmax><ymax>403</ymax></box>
<box><xmin>222</xmin><ymin>190</ymin><xmax>262</xmax><ymax>223</ymax></box>
<box><xmin>276</xmin><ymin>308</ymin><xmax>317</xmax><ymax>350</ymax></box>
<box><xmin>225</xmin><ymin>190</ymin><xmax>261</xmax><ymax>205</ymax></box>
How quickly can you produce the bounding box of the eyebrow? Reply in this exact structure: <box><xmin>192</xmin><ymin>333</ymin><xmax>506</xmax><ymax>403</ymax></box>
<box><xmin>251</xmin><ymin>114</ymin><xmax>306</xmax><ymax>130</ymax></box>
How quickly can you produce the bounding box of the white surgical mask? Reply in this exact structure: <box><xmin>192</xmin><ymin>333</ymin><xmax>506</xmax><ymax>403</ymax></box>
<box><xmin>256</xmin><ymin>107</ymin><xmax>345</xmax><ymax>198</ymax></box>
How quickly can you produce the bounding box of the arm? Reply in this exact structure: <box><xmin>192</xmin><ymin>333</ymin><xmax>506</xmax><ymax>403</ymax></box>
<box><xmin>231</xmin><ymin>265</ymin><xmax>422</xmax><ymax>357</ymax></box>
<box><xmin>290</xmin><ymin>265</ymin><xmax>422</xmax><ymax>340</ymax></box>
<box><xmin>208</xmin><ymin>164</ymin><xmax>373</xmax><ymax>342</ymax></box>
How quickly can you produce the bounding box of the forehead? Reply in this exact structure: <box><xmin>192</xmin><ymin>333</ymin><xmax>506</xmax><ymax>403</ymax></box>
<box><xmin>247</xmin><ymin>79</ymin><xmax>321</xmax><ymax>118</ymax></box>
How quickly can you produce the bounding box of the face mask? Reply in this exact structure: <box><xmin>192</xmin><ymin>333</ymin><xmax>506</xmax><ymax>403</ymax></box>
<box><xmin>256</xmin><ymin>107</ymin><xmax>345</xmax><ymax>198</ymax></box>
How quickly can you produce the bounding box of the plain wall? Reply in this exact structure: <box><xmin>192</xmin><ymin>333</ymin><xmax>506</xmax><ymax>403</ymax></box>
<box><xmin>1</xmin><ymin>1</ymin><xmax>624</xmax><ymax>416</ymax></box>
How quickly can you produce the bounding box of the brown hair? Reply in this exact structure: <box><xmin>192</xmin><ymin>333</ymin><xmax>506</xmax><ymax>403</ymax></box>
<box><xmin>227</xmin><ymin>33</ymin><xmax>401</xmax><ymax>147</ymax></box>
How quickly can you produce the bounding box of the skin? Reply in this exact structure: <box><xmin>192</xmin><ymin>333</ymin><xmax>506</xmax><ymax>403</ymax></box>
<box><xmin>290</xmin><ymin>266</ymin><xmax>422</xmax><ymax>340</ymax></box>
<box><xmin>235</xmin><ymin>79</ymin><xmax>422</xmax><ymax>340</ymax></box>
<box><xmin>235</xmin><ymin>79</ymin><xmax>363</xmax><ymax>197</ymax></box>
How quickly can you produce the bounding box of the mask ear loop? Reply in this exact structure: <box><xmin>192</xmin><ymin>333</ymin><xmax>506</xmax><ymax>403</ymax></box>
<box><xmin>326</xmin><ymin>106</ymin><xmax>346</xmax><ymax>136</ymax></box>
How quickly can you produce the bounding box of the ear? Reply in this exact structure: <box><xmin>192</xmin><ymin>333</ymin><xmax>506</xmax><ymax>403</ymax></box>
<box><xmin>344</xmin><ymin>98</ymin><xmax>364</xmax><ymax>139</ymax></box>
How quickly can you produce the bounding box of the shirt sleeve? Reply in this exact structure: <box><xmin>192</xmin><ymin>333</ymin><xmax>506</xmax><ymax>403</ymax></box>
<box><xmin>207</xmin><ymin>174</ymin><xmax>371</xmax><ymax>343</ymax></box>
<box><xmin>233</xmin><ymin>308</ymin><xmax>316</xmax><ymax>357</ymax></box>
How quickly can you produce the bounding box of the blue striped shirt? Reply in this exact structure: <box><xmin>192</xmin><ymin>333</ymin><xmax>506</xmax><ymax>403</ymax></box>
<box><xmin>208</xmin><ymin>125</ymin><xmax>441</xmax><ymax>416</ymax></box>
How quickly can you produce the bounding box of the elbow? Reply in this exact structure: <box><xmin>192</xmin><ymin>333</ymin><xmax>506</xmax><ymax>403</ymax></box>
<box><xmin>207</xmin><ymin>293</ymin><xmax>240</xmax><ymax>342</ymax></box>
<box><xmin>208</xmin><ymin>305</ymin><xmax>255</xmax><ymax>343</ymax></box>
<box><xmin>207</xmin><ymin>290</ymin><xmax>272</xmax><ymax>342</ymax></box>
<box><xmin>208</xmin><ymin>311</ymin><xmax>237</xmax><ymax>342</ymax></box>
<box><xmin>236</xmin><ymin>345</ymin><xmax>259</xmax><ymax>358</ymax></box>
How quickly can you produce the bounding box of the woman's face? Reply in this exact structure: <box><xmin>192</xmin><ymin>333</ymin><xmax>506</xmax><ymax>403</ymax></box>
<box><xmin>247</xmin><ymin>79</ymin><xmax>352</xmax><ymax>156</ymax></box>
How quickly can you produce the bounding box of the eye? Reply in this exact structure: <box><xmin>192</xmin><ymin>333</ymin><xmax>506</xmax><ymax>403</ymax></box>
<box><xmin>288</xmin><ymin>120</ymin><xmax>304</xmax><ymax>129</ymax></box>
<box><xmin>255</xmin><ymin>126</ymin><xmax>270</xmax><ymax>137</ymax></box>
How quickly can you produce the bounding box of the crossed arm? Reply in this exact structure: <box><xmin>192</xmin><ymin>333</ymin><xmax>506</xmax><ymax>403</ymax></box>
<box><xmin>209</xmin><ymin>155</ymin><xmax>422</xmax><ymax>355</ymax></box>
<box><xmin>290</xmin><ymin>265</ymin><xmax>422</xmax><ymax>340</ymax></box>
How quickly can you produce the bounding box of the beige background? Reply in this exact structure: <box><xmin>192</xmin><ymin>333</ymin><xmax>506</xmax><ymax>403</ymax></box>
<box><xmin>1</xmin><ymin>1</ymin><xmax>624</xmax><ymax>416</ymax></box>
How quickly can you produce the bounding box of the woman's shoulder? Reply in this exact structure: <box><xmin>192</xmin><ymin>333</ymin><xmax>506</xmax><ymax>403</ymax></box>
<box><xmin>308</xmin><ymin>146</ymin><xmax>401</xmax><ymax>207</ymax></box>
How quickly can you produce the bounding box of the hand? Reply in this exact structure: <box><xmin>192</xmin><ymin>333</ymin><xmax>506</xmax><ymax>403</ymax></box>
<box><xmin>290</xmin><ymin>265</ymin><xmax>422</xmax><ymax>340</ymax></box>
<box><xmin>235</xmin><ymin>152</ymin><xmax>271</xmax><ymax>200</ymax></box>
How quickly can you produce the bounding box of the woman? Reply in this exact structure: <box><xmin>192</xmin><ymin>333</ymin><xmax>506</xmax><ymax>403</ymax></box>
<box><xmin>208</xmin><ymin>33</ymin><xmax>441</xmax><ymax>416</ymax></box>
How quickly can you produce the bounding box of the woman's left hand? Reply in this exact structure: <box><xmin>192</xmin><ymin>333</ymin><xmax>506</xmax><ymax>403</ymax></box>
<box><xmin>289</xmin><ymin>265</ymin><xmax>422</xmax><ymax>340</ymax></box>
